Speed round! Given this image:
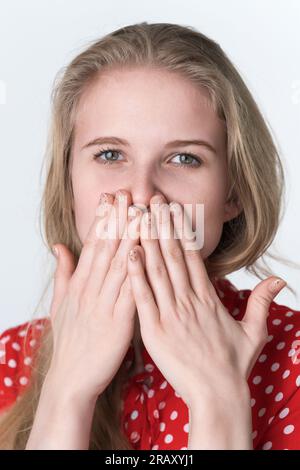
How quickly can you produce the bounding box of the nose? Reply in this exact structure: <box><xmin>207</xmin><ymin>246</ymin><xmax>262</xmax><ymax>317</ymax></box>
<box><xmin>125</xmin><ymin>168</ymin><xmax>167</xmax><ymax>211</ymax></box>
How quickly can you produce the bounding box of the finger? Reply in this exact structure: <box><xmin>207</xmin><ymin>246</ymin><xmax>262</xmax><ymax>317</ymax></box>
<box><xmin>50</xmin><ymin>243</ymin><xmax>76</xmax><ymax>321</ymax></box>
<box><xmin>127</xmin><ymin>245</ymin><xmax>160</xmax><ymax>332</ymax></box>
<box><xmin>83</xmin><ymin>190</ymin><xmax>134</xmax><ymax>299</ymax></box>
<box><xmin>242</xmin><ymin>276</ymin><xmax>287</xmax><ymax>338</ymax></box>
<box><xmin>97</xmin><ymin>207</ymin><xmax>143</xmax><ymax>307</ymax></box>
<box><xmin>139</xmin><ymin>210</ymin><xmax>175</xmax><ymax>315</ymax></box>
<box><xmin>113</xmin><ymin>274</ymin><xmax>136</xmax><ymax>326</ymax></box>
<box><xmin>169</xmin><ymin>201</ymin><xmax>212</xmax><ymax>296</ymax></box>
<box><xmin>150</xmin><ymin>196</ymin><xmax>191</xmax><ymax>298</ymax></box>
<box><xmin>70</xmin><ymin>192</ymin><xmax>115</xmax><ymax>291</ymax></box>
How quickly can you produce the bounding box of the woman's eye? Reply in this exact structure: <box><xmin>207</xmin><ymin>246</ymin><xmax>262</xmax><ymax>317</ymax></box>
<box><xmin>93</xmin><ymin>148</ymin><xmax>123</xmax><ymax>165</ymax></box>
<box><xmin>170</xmin><ymin>153</ymin><xmax>202</xmax><ymax>168</ymax></box>
<box><xmin>92</xmin><ymin>148</ymin><xmax>202</xmax><ymax>168</ymax></box>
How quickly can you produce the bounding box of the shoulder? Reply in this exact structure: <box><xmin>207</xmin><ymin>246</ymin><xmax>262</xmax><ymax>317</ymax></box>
<box><xmin>0</xmin><ymin>317</ymin><xmax>50</xmax><ymax>413</ymax></box>
<box><xmin>216</xmin><ymin>277</ymin><xmax>300</xmax><ymax>449</ymax></box>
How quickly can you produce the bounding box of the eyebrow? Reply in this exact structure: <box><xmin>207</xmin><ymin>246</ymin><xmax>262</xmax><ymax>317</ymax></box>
<box><xmin>81</xmin><ymin>136</ymin><xmax>217</xmax><ymax>154</ymax></box>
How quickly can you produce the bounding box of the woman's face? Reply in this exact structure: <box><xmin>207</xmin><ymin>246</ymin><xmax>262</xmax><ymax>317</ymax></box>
<box><xmin>71</xmin><ymin>67</ymin><xmax>240</xmax><ymax>261</ymax></box>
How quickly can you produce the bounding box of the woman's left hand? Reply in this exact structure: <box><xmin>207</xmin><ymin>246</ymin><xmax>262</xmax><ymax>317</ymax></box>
<box><xmin>127</xmin><ymin>193</ymin><xmax>287</xmax><ymax>412</ymax></box>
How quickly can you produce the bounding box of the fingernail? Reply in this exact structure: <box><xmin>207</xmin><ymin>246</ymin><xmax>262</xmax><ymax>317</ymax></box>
<box><xmin>99</xmin><ymin>192</ymin><xmax>110</xmax><ymax>205</ymax></box>
<box><xmin>52</xmin><ymin>246</ymin><xmax>59</xmax><ymax>258</ymax></box>
<box><xmin>129</xmin><ymin>248</ymin><xmax>139</xmax><ymax>262</ymax></box>
<box><xmin>116</xmin><ymin>190</ymin><xmax>127</xmax><ymax>203</ymax></box>
<box><xmin>270</xmin><ymin>278</ymin><xmax>286</xmax><ymax>293</ymax></box>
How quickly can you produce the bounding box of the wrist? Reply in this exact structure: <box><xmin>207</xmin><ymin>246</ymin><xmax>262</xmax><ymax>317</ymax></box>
<box><xmin>25</xmin><ymin>373</ymin><xmax>98</xmax><ymax>450</ymax></box>
<box><xmin>187</xmin><ymin>381</ymin><xmax>252</xmax><ymax>450</ymax></box>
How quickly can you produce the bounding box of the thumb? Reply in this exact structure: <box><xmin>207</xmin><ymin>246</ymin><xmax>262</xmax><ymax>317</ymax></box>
<box><xmin>50</xmin><ymin>243</ymin><xmax>76</xmax><ymax>322</ymax></box>
<box><xmin>242</xmin><ymin>276</ymin><xmax>287</xmax><ymax>337</ymax></box>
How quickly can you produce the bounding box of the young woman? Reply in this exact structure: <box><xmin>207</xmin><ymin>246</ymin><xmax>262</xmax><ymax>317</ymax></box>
<box><xmin>0</xmin><ymin>22</ymin><xmax>300</xmax><ymax>450</ymax></box>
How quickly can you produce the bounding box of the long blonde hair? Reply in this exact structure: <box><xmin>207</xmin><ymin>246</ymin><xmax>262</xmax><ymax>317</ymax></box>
<box><xmin>0</xmin><ymin>21</ymin><xmax>298</xmax><ymax>449</ymax></box>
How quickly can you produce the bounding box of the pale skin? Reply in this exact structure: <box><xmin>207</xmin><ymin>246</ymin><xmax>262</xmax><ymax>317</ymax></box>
<box><xmin>25</xmin><ymin>67</ymin><xmax>286</xmax><ymax>450</ymax></box>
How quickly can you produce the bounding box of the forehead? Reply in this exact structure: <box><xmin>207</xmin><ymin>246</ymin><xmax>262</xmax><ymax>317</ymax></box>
<box><xmin>74</xmin><ymin>67</ymin><xmax>225</xmax><ymax>146</ymax></box>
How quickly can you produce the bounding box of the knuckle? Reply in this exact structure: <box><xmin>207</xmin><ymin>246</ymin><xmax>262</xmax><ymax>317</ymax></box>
<box><xmin>150</xmin><ymin>262</ymin><xmax>166</xmax><ymax>278</ymax></box>
<box><xmin>139</xmin><ymin>289</ymin><xmax>153</xmax><ymax>304</ymax></box>
<box><xmin>166</xmin><ymin>245</ymin><xmax>183</xmax><ymax>262</ymax></box>
<box><xmin>110</xmin><ymin>254</ymin><xmax>126</xmax><ymax>272</ymax></box>
<box><xmin>184</xmin><ymin>249</ymin><xmax>199</xmax><ymax>260</ymax></box>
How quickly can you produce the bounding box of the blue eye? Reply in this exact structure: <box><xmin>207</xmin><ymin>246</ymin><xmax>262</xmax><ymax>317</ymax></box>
<box><xmin>92</xmin><ymin>148</ymin><xmax>202</xmax><ymax>168</ymax></box>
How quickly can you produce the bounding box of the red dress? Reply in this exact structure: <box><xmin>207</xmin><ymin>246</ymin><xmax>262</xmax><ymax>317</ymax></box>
<box><xmin>1</xmin><ymin>277</ymin><xmax>300</xmax><ymax>450</ymax></box>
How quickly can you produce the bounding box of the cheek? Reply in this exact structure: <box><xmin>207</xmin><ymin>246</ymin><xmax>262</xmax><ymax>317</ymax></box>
<box><xmin>193</xmin><ymin>194</ymin><xmax>226</xmax><ymax>260</ymax></box>
<box><xmin>72</xmin><ymin>165</ymin><xmax>104</xmax><ymax>243</ymax></box>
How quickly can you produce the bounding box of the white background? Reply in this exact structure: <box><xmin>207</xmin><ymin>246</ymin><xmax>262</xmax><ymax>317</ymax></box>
<box><xmin>0</xmin><ymin>0</ymin><xmax>299</xmax><ymax>332</ymax></box>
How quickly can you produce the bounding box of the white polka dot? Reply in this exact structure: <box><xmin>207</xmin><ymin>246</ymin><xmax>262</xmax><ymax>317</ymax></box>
<box><xmin>159</xmin><ymin>380</ymin><xmax>167</xmax><ymax>389</ymax></box>
<box><xmin>29</xmin><ymin>339</ymin><xmax>36</xmax><ymax>348</ymax></box>
<box><xmin>145</xmin><ymin>363</ymin><xmax>154</xmax><ymax>372</ymax></box>
<box><xmin>268</xmin><ymin>416</ymin><xmax>274</xmax><ymax>424</ymax></box>
<box><xmin>252</xmin><ymin>430</ymin><xmax>258</xmax><ymax>439</ymax></box>
<box><xmin>282</xmin><ymin>370</ymin><xmax>290</xmax><ymax>379</ymax></box>
<box><xmin>18</xmin><ymin>330</ymin><xmax>26</xmax><ymax>337</ymax></box>
<box><xmin>295</xmin><ymin>330</ymin><xmax>300</xmax><ymax>337</ymax></box>
<box><xmin>159</xmin><ymin>422</ymin><xmax>166</xmax><ymax>432</ymax></box>
<box><xmin>12</xmin><ymin>342</ymin><xmax>21</xmax><ymax>351</ymax></box>
<box><xmin>253</xmin><ymin>376</ymin><xmax>262</xmax><ymax>385</ymax></box>
<box><xmin>275</xmin><ymin>392</ymin><xmax>283</xmax><ymax>402</ymax></box>
<box><xmin>140</xmin><ymin>393</ymin><xmax>145</xmax><ymax>404</ymax></box>
<box><xmin>183</xmin><ymin>423</ymin><xmax>189</xmax><ymax>433</ymax></box>
<box><xmin>4</xmin><ymin>377</ymin><xmax>13</xmax><ymax>387</ymax></box>
<box><xmin>295</xmin><ymin>375</ymin><xmax>300</xmax><ymax>387</ymax></box>
<box><xmin>288</xmin><ymin>349</ymin><xmax>296</xmax><ymax>357</ymax></box>
<box><xmin>272</xmin><ymin>319</ymin><xmax>282</xmax><ymax>325</ymax></box>
<box><xmin>0</xmin><ymin>335</ymin><xmax>10</xmax><ymax>345</ymax></box>
<box><xmin>258</xmin><ymin>408</ymin><xmax>266</xmax><ymax>417</ymax></box>
<box><xmin>24</xmin><ymin>357</ymin><xmax>32</xmax><ymax>366</ymax></box>
<box><xmin>130</xmin><ymin>431</ymin><xmax>140</xmax><ymax>443</ymax></box>
<box><xmin>153</xmin><ymin>409</ymin><xmax>159</xmax><ymax>419</ymax></box>
<box><xmin>152</xmin><ymin>444</ymin><xmax>159</xmax><ymax>450</ymax></box>
<box><xmin>285</xmin><ymin>311</ymin><xmax>294</xmax><ymax>317</ymax></box>
<box><xmin>267</xmin><ymin>335</ymin><xmax>274</xmax><ymax>343</ymax></box>
<box><xmin>284</xmin><ymin>324</ymin><xmax>294</xmax><ymax>331</ymax></box>
<box><xmin>279</xmin><ymin>408</ymin><xmax>289</xmax><ymax>419</ymax></box>
<box><xmin>148</xmin><ymin>376</ymin><xmax>154</xmax><ymax>385</ymax></box>
<box><xmin>170</xmin><ymin>410</ymin><xmax>178</xmax><ymax>420</ymax></box>
<box><xmin>180</xmin><ymin>446</ymin><xmax>188</xmax><ymax>450</ymax></box>
<box><xmin>271</xmin><ymin>362</ymin><xmax>280</xmax><ymax>372</ymax></box>
<box><xmin>35</xmin><ymin>324</ymin><xmax>44</xmax><ymax>330</ymax></box>
<box><xmin>19</xmin><ymin>376</ymin><xmax>28</xmax><ymax>386</ymax></box>
<box><xmin>131</xmin><ymin>410</ymin><xmax>139</xmax><ymax>420</ymax></box>
<box><xmin>251</xmin><ymin>398</ymin><xmax>256</xmax><ymax>407</ymax></box>
<box><xmin>276</xmin><ymin>342</ymin><xmax>285</xmax><ymax>350</ymax></box>
<box><xmin>8</xmin><ymin>359</ymin><xmax>17</xmax><ymax>368</ymax></box>
<box><xmin>164</xmin><ymin>434</ymin><xmax>173</xmax><ymax>444</ymax></box>
<box><xmin>158</xmin><ymin>401</ymin><xmax>166</xmax><ymax>410</ymax></box>
<box><xmin>174</xmin><ymin>391</ymin><xmax>181</xmax><ymax>398</ymax></box>
<box><xmin>283</xmin><ymin>425</ymin><xmax>294</xmax><ymax>435</ymax></box>
<box><xmin>148</xmin><ymin>389</ymin><xmax>155</xmax><ymax>398</ymax></box>
<box><xmin>265</xmin><ymin>385</ymin><xmax>274</xmax><ymax>394</ymax></box>
<box><xmin>232</xmin><ymin>308</ymin><xmax>240</xmax><ymax>317</ymax></box>
<box><xmin>262</xmin><ymin>441</ymin><xmax>272</xmax><ymax>450</ymax></box>
<box><xmin>258</xmin><ymin>354</ymin><xmax>267</xmax><ymax>363</ymax></box>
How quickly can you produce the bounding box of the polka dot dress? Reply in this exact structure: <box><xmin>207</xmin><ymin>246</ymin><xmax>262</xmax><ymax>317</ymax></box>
<box><xmin>1</xmin><ymin>278</ymin><xmax>300</xmax><ymax>450</ymax></box>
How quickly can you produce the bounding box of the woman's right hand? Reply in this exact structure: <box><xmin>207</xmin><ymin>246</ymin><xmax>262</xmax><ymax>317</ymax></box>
<box><xmin>45</xmin><ymin>190</ymin><xmax>144</xmax><ymax>403</ymax></box>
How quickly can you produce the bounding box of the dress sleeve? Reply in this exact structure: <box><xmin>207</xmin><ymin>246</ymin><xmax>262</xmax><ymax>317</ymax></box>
<box><xmin>0</xmin><ymin>318</ymin><xmax>48</xmax><ymax>413</ymax></box>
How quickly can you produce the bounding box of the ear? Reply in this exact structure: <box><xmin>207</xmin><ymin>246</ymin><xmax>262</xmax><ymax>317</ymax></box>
<box><xmin>223</xmin><ymin>197</ymin><xmax>243</xmax><ymax>223</ymax></box>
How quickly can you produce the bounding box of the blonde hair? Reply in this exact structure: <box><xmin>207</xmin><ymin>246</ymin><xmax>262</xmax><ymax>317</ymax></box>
<box><xmin>0</xmin><ymin>21</ymin><xmax>298</xmax><ymax>449</ymax></box>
